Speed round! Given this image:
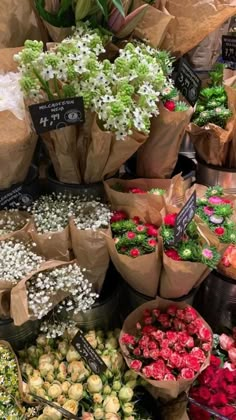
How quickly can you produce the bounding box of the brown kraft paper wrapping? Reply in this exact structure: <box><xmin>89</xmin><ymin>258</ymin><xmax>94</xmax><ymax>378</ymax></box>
<box><xmin>225</xmin><ymin>76</ymin><xmax>236</xmax><ymax>168</ymax></box>
<box><xmin>28</xmin><ymin>220</ymin><xmax>71</xmax><ymax>261</ymax></box>
<box><xmin>159</xmin><ymin>214</ymin><xmax>220</xmax><ymax>299</ymax></box>
<box><xmin>159</xmin><ymin>0</ymin><xmax>236</xmax><ymax>57</ymax></box>
<box><xmin>104</xmin><ymin>174</ymin><xmax>184</xmax><ymax>213</ymax></box>
<box><xmin>10</xmin><ymin>259</ymin><xmax>75</xmax><ymax>326</ymax></box>
<box><xmin>70</xmin><ymin>218</ymin><xmax>109</xmax><ymax>293</ymax></box>
<box><xmin>119</xmin><ymin>298</ymin><xmax>212</xmax><ymax>399</ymax></box>
<box><xmin>0</xmin><ymin>211</ymin><xmax>31</xmax><ymax>241</ymax></box>
<box><xmin>132</xmin><ymin>0</ymin><xmax>173</xmax><ymax>48</ymax></box>
<box><xmin>136</xmin><ymin>102</ymin><xmax>193</xmax><ymax>178</ymax></box>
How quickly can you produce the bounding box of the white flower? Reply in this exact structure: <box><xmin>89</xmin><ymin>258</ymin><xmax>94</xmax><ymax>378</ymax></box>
<box><xmin>41</xmin><ymin>66</ymin><xmax>55</xmax><ymax>81</ymax></box>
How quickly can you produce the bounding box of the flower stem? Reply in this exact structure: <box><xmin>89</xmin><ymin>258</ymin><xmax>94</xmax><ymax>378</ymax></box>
<box><xmin>32</xmin><ymin>67</ymin><xmax>54</xmax><ymax>101</ymax></box>
<box><xmin>53</xmin><ymin>75</ymin><xmax>62</xmax><ymax>99</ymax></box>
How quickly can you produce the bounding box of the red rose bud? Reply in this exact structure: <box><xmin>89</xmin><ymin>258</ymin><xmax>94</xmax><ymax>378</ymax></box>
<box><xmin>130</xmin><ymin>360</ymin><xmax>142</xmax><ymax>371</ymax></box>
<box><xmin>164</xmin><ymin>100</ymin><xmax>176</xmax><ymax>112</ymax></box>
<box><xmin>165</xmin><ymin>249</ymin><xmax>181</xmax><ymax>261</ymax></box>
<box><xmin>129</xmin><ymin>248</ymin><xmax>140</xmax><ymax>258</ymax></box>
<box><xmin>133</xmin><ymin>347</ymin><xmax>141</xmax><ymax>356</ymax></box>
<box><xmin>111</xmin><ymin>210</ymin><xmax>127</xmax><ymax>223</ymax></box>
<box><xmin>164</xmin><ymin>213</ymin><xmax>177</xmax><ymax>226</ymax></box>
<box><xmin>152</xmin><ymin>308</ymin><xmax>161</xmax><ymax>318</ymax></box>
<box><xmin>214</xmin><ymin>226</ymin><xmax>225</xmax><ymax>236</ymax></box>
<box><xmin>151</xmin><ymin>330</ymin><xmax>164</xmax><ymax>341</ymax></box>
<box><xmin>176</xmin><ymin>309</ymin><xmax>185</xmax><ymax>320</ymax></box>
<box><xmin>143</xmin><ymin>349</ymin><xmax>150</xmax><ymax>358</ymax></box>
<box><xmin>132</xmin><ymin>216</ymin><xmax>140</xmax><ymax>224</ymax></box>
<box><xmin>148</xmin><ymin>341</ymin><xmax>158</xmax><ymax>350</ymax></box>
<box><xmin>144</xmin><ymin>316</ymin><xmax>153</xmax><ymax>325</ymax></box>
<box><xmin>129</xmin><ymin>187</ymin><xmax>146</xmax><ymax>194</ymax></box>
<box><xmin>209</xmin><ymin>354</ymin><xmax>221</xmax><ymax>368</ymax></box>
<box><xmin>127</xmin><ymin>231</ymin><xmax>136</xmax><ymax>239</ymax></box>
<box><xmin>142</xmin><ymin>326</ymin><xmax>156</xmax><ymax>335</ymax></box>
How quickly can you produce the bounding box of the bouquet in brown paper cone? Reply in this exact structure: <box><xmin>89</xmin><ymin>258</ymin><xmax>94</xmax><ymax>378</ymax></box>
<box><xmin>159</xmin><ymin>211</ymin><xmax>221</xmax><ymax>299</ymax></box>
<box><xmin>104</xmin><ymin>174</ymin><xmax>184</xmax><ymax>219</ymax></box>
<box><xmin>119</xmin><ymin>298</ymin><xmax>212</xmax><ymax>400</ymax></box>
<box><xmin>0</xmin><ymin>210</ymin><xmax>31</xmax><ymax>241</ymax></box>
<box><xmin>69</xmin><ymin>200</ymin><xmax>111</xmax><ymax>293</ymax></box>
<box><xmin>10</xmin><ymin>260</ymin><xmax>98</xmax><ymax>327</ymax></box>
<box><xmin>136</xmin><ymin>91</ymin><xmax>193</xmax><ymax>179</ymax></box>
<box><xmin>106</xmin><ymin>209</ymin><xmax>161</xmax><ymax>297</ymax></box>
<box><xmin>15</xmin><ymin>23</ymin><xmax>172</xmax><ymax>184</ymax></box>
<box><xmin>187</xmin><ymin>65</ymin><xmax>236</xmax><ymax>167</ymax></box>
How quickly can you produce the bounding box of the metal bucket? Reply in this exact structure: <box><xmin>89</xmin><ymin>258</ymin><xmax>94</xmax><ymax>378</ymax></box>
<box><xmin>196</xmin><ymin>158</ymin><xmax>236</xmax><ymax>193</ymax></box>
<box><xmin>180</xmin><ymin>133</ymin><xmax>195</xmax><ymax>160</ymax></box>
<box><xmin>194</xmin><ymin>270</ymin><xmax>236</xmax><ymax>332</ymax></box>
<box><xmin>0</xmin><ymin>318</ymin><xmax>40</xmax><ymax>351</ymax></box>
<box><xmin>120</xmin><ymin>282</ymin><xmax>197</xmax><ymax>320</ymax></box>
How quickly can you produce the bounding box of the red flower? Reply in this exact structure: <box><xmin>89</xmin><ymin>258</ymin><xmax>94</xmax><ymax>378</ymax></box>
<box><xmin>167</xmin><ymin>305</ymin><xmax>178</xmax><ymax>316</ymax></box>
<box><xmin>197</xmin><ymin>386</ymin><xmax>212</xmax><ymax>403</ymax></box>
<box><xmin>127</xmin><ymin>231</ymin><xmax>136</xmax><ymax>239</ymax></box>
<box><xmin>164</xmin><ymin>100</ymin><xmax>176</xmax><ymax>112</ymax></box>
<box><xmin>176</xmin><ymin>309</ymin><xmax>185</xmax><ymax>320</ymax></box>
<box><xmin>132</xmin><ymin>216</ymin><xmax>140</xmax><ymax>224</ymax></box>
<box><xmin>149</xmin><ymin>349</ymin><xmax>160</xmax><ymax>360</ymax></box>
<box><xmin>183</xmin><ymin>355</ymin><xmax>201</xmax><ymax>372</ymax></box>
<box><xmin>165</xmin><ymin>249</ymin><xmax>182</xmax><ymax>261</ymax></box>
<box><xmin>164</xmin><ymin>373</ymin><xmax>176</xmax><ymax>381</ymax></box>
<box><xmin>178</xmin><ymin>332</ymin><xmax>194</xmax><ymax>348</ymax></box>
<box><xmin>144</xmin><ymin>316</ymin><xmax>153</xmax><ymax>325</ymax></box>
<box><xmin>160</xmin><ymin>347</ymin><xmax>172</xmax><ymax>360</ymax></box>
<box><xmin>219</xmin><ymin>333</ymin><xmax>235</xmax><ymax>351</ymax></box>
<box><xmin>218</xmin><ymin>407</ymin><xmax>236</xmax><ymax>418</ymax></box>
<box><xmin>143</xmin><ymin>309</ymin><xmax>151</xmax><ymax>317</ymax></box>
<box><xmin>130</xmin><ymin>360</ymin><xmax>142</xmax><ymax>371</ymax></box>
<box><xmin>210</xmin><ymin>354</ymin><xmax>221</xmax><ymax>368</ymax></box>
<box><xmin>229</xmin><ymin>347</ymin><xmax>236</xmax><ymax>365</ymax></box>
<box><xmin>111</xmin><ymin>210</ymin><xmax>127</xmax><ymax>223</ymax></box>
<box><xmin>129</xmin><ymin>188</ymin><xmax>145</xmax><ymax>194</ymax></box>
<box><xmin>191</xmin><ymin>348</ymin><xmax>207</xmax><ymax>363</ymax></box>
<box><xmin>214</xmin><ymin>226</ymin><xmax>225</xmax><ymax>236</ymax></box>
<box><xmin>121</xmin><ymin>333</ymin><xmax>136</xmax><ymax>346</ymax></box>
<box><xmin>133</xmin><ymin>347</ymin><xmax>141</xmax><ymax>356</ymax></box>
<box><xmin>136</xmin><ymin>224</ymin><xmax>146</xmax><ymax>232</ymax></box>
<box><xmin>129</xmin><ymin>248</ymin><xmax>140</xmax><ymax>258</ymax></box>
<box><xmin>198</xmin><ymin>326</ymin><xmax>212</xmax><ymax>342</ymax></box>
<box><xmin>223</xmin><ymin>368</ymin><xmax>235</xmax><ymax>383</ymax></box>
<box><xmin>143</xmin><ymin>349</ymin><xmax>150</xmax><ymax>358</ymax></box>
<box><xmin>151</xmin><ymin>330</ymin><xmax>164</xmax><ymax>342</ymax></box>
<box><xmin>202</xmin><ymin>342</ymin><xmax>211</xmax><ymax>352</ymax></box>
<box><xmin>222</xmin><ymin>198</ymin><xmax>233</xmax><ymax>205</ymax></box>
<box><xmin>147</xmin><ymin>226</ymin><xmax>158</xmax><ymax>236</ymax></box>
<box><xmin>152</xmin><ymin>308</ymin><xmax>161</xmax><ymax>318</ymax></box>
<box><xmin>180</xmin><ymin>368</ymin><xmax>195</xmax><ymax>379</ymax></box>
<box><xmin>164</xmin><ymin>213</ymin><xmax>177</xmax><ymax>226</ymax></box>
<box><xmin>142</xmin><ymin>326</ymin><xmax>156</xmax><ymax>335</ymax></box>
<box><xmin>166</xmin><ymin>331</ymin><xmax>178</xmax><ymax>345</ymax></box>
<box><xmin>173</xmin><ymin>319</ymin><xmax>186</xmax><ymax>331</ymax></box>
<box><xmin>169</xmin><ymin>352</ymin><xmax>182</xmax><ymax>369</ymax></box>
<box><xmin>198</xmin><ymin>366</ymin><xmax>215</xmax><ymax>386</ymax></box>
<box><xmin>148</xmin><ymin>341</ymin><xmax>158</xmax><ymax>350</ymax></box>
<box><xmin>147</xmin><ymin>238</ymin><xmax>157</xmax><ymax>247</ymax></box>
<box><xmin>142</xmin><ymin>366</ymin><xmax>153</xmax><ymax>378</ymax></box>
<box><xmin>189</xmin><ymin>404</ymin><xmax>210</xmax><ymax>420</ymax></box>
<box><xmin>184</xmin><ymin>307</ymin><xmax>198</xmax><ymax>323</ymax></box>
<box><xmin>158</xmin><ymin>313</ymin><xmax>170</xmax><ymax>328</ymax></box>
<box><xmin>210</xmin><ymin>392</ymin><xmax>228</xmax><ymax>407</ymax></box>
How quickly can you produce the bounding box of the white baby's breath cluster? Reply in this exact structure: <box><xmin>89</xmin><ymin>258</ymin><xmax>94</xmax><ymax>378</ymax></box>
<box><xmin>0</xmin><ymin>240</ymin><xmax>44</xmax><ymax>285</ymax></box>
<box><xmin>73</xmin><ymin>200</ymin><xmax>112</xmax><ymax>230</ymax></box>
<box><xmin>0</xmin><ymin>210</ymin><xmax>29</xmax><ymax>235</ymax></box>
<box><xmin>16</xmin><ymin>22</ymin><xmax>173</xmax><ymax>140</ymax></box>
<box><xmin>40</xmin><ymin>318</ymin><xmax>77</xmax><ymax>338</ymax></box>
<box><xmin>27</xmin><ymin>263</ymin><xmax>98</xmax><ymax>320</ymax></box>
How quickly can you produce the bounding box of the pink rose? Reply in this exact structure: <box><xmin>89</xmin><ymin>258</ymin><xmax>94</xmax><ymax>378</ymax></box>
<box><xmin>148</xmin><ymin>341</ymin><xmax>158</xmax><ymax>350</ymax></box>
<box><xmin>178</xmin><ymin>332</ymin><xmax>194</xmax><ymax>348</ymax></box>
<box><xmin>190</xmin><ymin>348</ymin><xmax>206</xmax><ymax>363</ymax></box>
<box><xmin>219</xmin><ymin>333</ymin><xmax>235</xmax><ymax>351</ymax></box>
<box><xmin>158</xmin><ymin>313</ymin><xmax>171</xmax><ymax>328</ymax></box>
<box><xmin>142</xmin><ymin>366</ymin><xmax>153</xmax><ymax>378</ymax></box>
<box><xmin>169</xmin><ymin>352</ymin><xmax>182</xmax><ymax>369</ymax></box>
<box><xmin>152</xmin><ymin>308</ymin><xmax>161</xmax><ymax>318</ymax></box>
<box><xmin>202</xmin><ymin>342</ymin><xmax>211</xmax><ymax>352</ymax></box>
<box><xmin>160</xmin><ymin>347</ymin><xmax>172</xmax><ymax>360</ymax></box>
<box><xmin>149</xmin><ymin>349</ymin><xmax>160</xmax><ymax>360</ymax></box>
<box><xmin>164</xmin><ymin>373</ymin><xmax>176</xmax><ymax>381</ymax></box>
<box><xmin>183</xmin><ymin>355</ymin><xmax>201</xmax><ymax>372</ymax></box>
<box><xmin>229</xmin><ymin>347</ymin><xmax>236</xmax><ymax>365</ymax></box>
<box><xmin>198</xmin><ymin>326</ymin><xmax>212</xmax><ymax>342</ymax></box>
<box><xmin>166</xmin><ymin>331</ymin><xmax>178</xmax><ymax>345</ymax></box>
<box><xmin>176</xmin><ymin>309</ymin><xmax>185</xmax><ymax>320</ymax></box>
<box><xmin>173</xmin><ymin>319</ymin><xmax>186</xmax><ymax>331</ymax></box>
<box><xmin>208</xmin><ymin>196</ymin><xmax>223</xmax><ymax>205</ymax></box>
<box><xmin>167</xmin><ymin>305</ymin><xmax>178</xmax><ymax>316</ymax></box>
<box><xmin>151</xmin><ymin>330</ymin><xmax>164</xmax><ymax>341</ymax></box>
<box><xmin>142</xmin><ymin>326</ymin><xmax>156</xmax><ymax>335</ymax></box>
<box><xmin>133</xmin><ymin>347</ymin><xmax>141</xmax><ymax>356</ymax></box>
<box><xmin>130</xmin><ymin>359</ymin><xmax>142</xmax><ymax>371</ymax></box>
<box><xmin>144</xmin><ymin>316</ymin><xmax>153</xmax><ymax>325</ymax></box>
<box><xmin>224</xmin><ymin>361</ymin><xmax>236</xmax><ymax>371</ymax></box>
<box><xmin>121</xmin><ymin>333</ymin><xmax>136</xmax><ymax>346</ymax></box>
<box><xmin>143</xmin><ymin>349</ymin><xmax>150</xmax><ymax>358</ymax></box>
<box><xmin>184</xmin><ymin>307</ymin><xmax>198</xmax><ymax>323</ymax></box>
<box><xmin>180</xmin><ymin>368</ymin><xmax>195</xmax><ymax>380</ymax></box>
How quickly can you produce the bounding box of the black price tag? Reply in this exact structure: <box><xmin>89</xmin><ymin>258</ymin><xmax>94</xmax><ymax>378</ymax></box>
<box><xmin>174</xmin><ymin>58</ymin><xmax>201</xmax><ymax>106</ymax></box>
<box><xmin>29</xmin><ymin>97</ymin><xmax>85</xmax><ymax>134</ymax></box>
<box><xmin>72</xmin><ymin>331</ymin><xmax>107</xmax><ymax>375</ymax></box>
<box><xmin>222</xmin><ymin>35</ymin><xmax>236</xmax><ymax>63</ymax></box>
<box><xmin>174</xmin><ymin>191</ymin><xmax>196</xmax><ymax>243</ymax></box>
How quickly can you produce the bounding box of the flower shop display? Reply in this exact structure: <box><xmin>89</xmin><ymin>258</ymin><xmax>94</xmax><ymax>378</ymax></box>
<box><xmin>10</xmin><ymin>261</ymin><xmax>98</xmax><ymax>328</ymax></box>
<box><xmin>15</xmin><ymin>24</ymin><xmax>172</xmax><ymax>185</ymax></box>
<box><xmin>187</xmin><ymin>64</ymin><xmax>236</xmax><ymax>167</ymax></box>
<box><xmin>220</xmin><ymin>245</ymin><xmax>236</xmax><ymax>280</ymax></box>
<box><xmin>106</xmin><ymin>210</ymin><xmax>161</xmax><ymax>297</ymax></box>
<box><xmin>18</xmin><ymin>328</ymin><xmax>153</xmax><ymax>419</ymax></box>
<box><xmin>104</xmin><ymin>174</ymin><xmax>184</xmax><ymax>224</ymax></box>
<box><xmin>189</xmin><ymin>330</ymin><xmax>236</xmax><ymax>419</ymax></box>
<box><xmin>159</xmin><ymin>212</ymin><xmax>221</xmax><ymax>299</ymax></box>
<box><xmin>0</xmin><ymin>69</ymin><xmax>37</xmax><ymax>190</ymax></box>
<box><xmin>70</xmin><ymin>200</ymin><xmax>111</xmax><ymax>292</ymax></box>
<box><xmin>0</xmin><ymin>210</ymin><xmax>30</xmax><ymax>239</ymax></box>
<box><xmin>136</xmin><ymin>87</ymin><xmax>193</xmax><ymax>179</ymax></box>
<box><xmin>120</xmin><ymin>299</ymin><xmax>212</xmax><ymax>400</ymax></box>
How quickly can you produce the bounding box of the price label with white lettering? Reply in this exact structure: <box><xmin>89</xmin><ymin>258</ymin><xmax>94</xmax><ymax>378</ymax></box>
<box><xmin>222</xmin><ymin>35</ymin><xmax>236</xmax><ymax>63</ymax></box>
<box><xmin>173</xmin><ymin>58</ymin><xmax>201</xmax><ymax>106</ymax></box>
<box><xmin>72</xmin><ymin>331</ymin><xmax>107</xmax><ymax>375</ymax></box>
<box><xmin>174</xmin><ymin>191</ymin><xmax>196</xmax><ymax>243</ymax></box>
<box><xmin>29</xmin><ymin>97</ymin><xmax>85</xmax><ymax>134</ymax></box>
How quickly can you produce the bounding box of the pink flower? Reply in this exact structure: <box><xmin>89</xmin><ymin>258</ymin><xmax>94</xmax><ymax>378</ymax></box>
<box><xmin>219</xmin><ymin>333</ymin><xmax>235</xmax><ymax>351</ymax></box>
<box><xmin>151</xmin><ymin>330</ymin><xmax>164</xmax><ymax>342</ymax></box>
<box><xmin>202</xmin><ymin>248</ymin><xmax>213</xmax><ymax>259</ymax></box>
<box><xmin>169</xmin><ymin>352</ymin><xmax>182</xmax><ymax>369</ymax></box>
<box><xmin>183</xmin><ymin>355</ymin><xmax>201</xmax><ymax>372</ymax></box>
<box><xmin>152</xmin><ymin>308</ymin><xmax>161</xmax><ymax>318</ymax></box>
<box><xmin>166</xmin><ymin>331</ymin><xmax>178</xmax><ymax>345</ymax></box>
<box><xmin>144</xmin><ymin>316</ymin><xmax>153</xmax><ymax>325</ymax></box>
<box><xmin>149</xmin><ymin>349</ymin><xmax>160</xmax><ymax>360</ymax></box>
<box><xmin>133</xmin><ymin>347</ymin><xmax>141</xmax><ymax>356</ymax></box>
<box><xmin>160</xmin><ymin>347</ymin><xmax>172</xmax><ymax>360</ymax></box>
<box><xmin>176</xmin><ymin>309</ymin><xmax>185</xmax><ymax>320</ymax></box>
<box><xmin>198</xmin><ymin>326</ymin><xmax>212</xmax><ymax>342</ymax></box>
<box><xmin>132</xmin><ymin>216</ymin><xmax>140</xmax><ymax>224</ymax></box>
<box><xmin>148</xmin><ymin>341</ymin><xmax>158</xmax><ymax>350</ymax></box>
<box><xmin>127</xmin><ymin>231</ymin><xmax>136</xmax><ymax>239</ymax></box>
<box><xmin>203</xmin><ymin>206</ymin><xmax>214</xmax><ymax>216</ymax></box>
<box><xmin>143</xmin><ymin>349</ymin><xmax>150</xmax><ymax>358</ymax></box>
<box><xmin>167</xmin><ymin>305</ymin><xmax>178</xmax><ymax>316</ymax></box>
<box><xmin>164</xmin><ymin>373</ymin><xmax>176</xmax><ymax>381</ymax></box>
<box><xmin>130</xmin><ymin>360</ymin><xmax>142</xmax><ymax>371</ymax></box>
<box><xmin>147</xmin><ymin>226</ymin><xmax>158</xmax><ymax>236</ymax></box>
<box><xmin>184</xmin><ymin>307</ymin><xmax>198</xmax><ymax>323</ymax></box>
<box><xmin>208</xmin><ymin>196</ymin><xmax>224</xmax><ymax>205</ymax></box>
<box><xmin>142</xmin><ymin>326</ymin><xmax>156</xmax><ymax>335</ymax></box>
<box><xmin>191</xmin><ymin>348</ymin><xmax>207</xmax><ymax>363</ymax></box>
<box><xmin>129</xmin><ymin>248</ymin><xmax>140</xmax><ymax>258</ymax></box>
<box><xmin>121</xmin><ymin>333</ymin><xmax>136</xmax><ymax>346</ymax></box>
<box><xmin>136</xmin><ymin>224</ymin><xmax>146</xmax><ymax>232</ymax></box>
<box><xmin>142</xmin><ymin>366</ymin><xmax>153</xmax><ymax>378</ymax></box>
<box><xmin>147</xmin><ymin>238</ymin><xmax>157</xmax><ymax>247</ymax></box>
<box><xmin>202</xmin><ymin>342</ymin><xmax>211</xmax><ymax>352</ymax></box>
<box><xmin>229</xmin><ymin>347</ymin><xmax>236</xmax><ymax>365</ymax></box>
<box><xmin>180</xmin><ymin>368</ymin><xmax>195</xmax><ymax>380</ymax></box>
<box><xmin>178</xmin><ymin>332</ymin><xmax>194</xmax><ymax>348</ymax></box>
<box><xmin>164</xmin><ymin>213</ymin><xmax>177</xmax><ymax>227</ymax></box>
<box><xmin>158</xmin><ymin>313</ymin><xmax>171</xmax><ymax>328</ymax></box>
<box><xmin>111</xmin><ymin>210</ymin><xmax>127</xmax><ymax>223</ymax></box>
<box><xmin>224</xmin><ymin>361</ymin><xmax>236</xmax><ymax>371</ymax></box>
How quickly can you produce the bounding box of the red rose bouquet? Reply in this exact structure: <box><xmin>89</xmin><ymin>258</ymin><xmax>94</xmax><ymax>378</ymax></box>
<box><xmin>106</xmin><ymin>211</ymin><xmax>161</xmax><ymax>297</ymax></box>
<box><xmin>159</xmin><ymin>212</ymin><xmax>220</xmax><ymax>299</ymax></box>
<box><xmin>120</xmin><ymin>299</ymin><xmax>212</xmax><ymax>399</ymax></box>
<box><xmin>189</xmin><ymin>329</ymin><xmax>236</xmax><ymax>420</ymax></box>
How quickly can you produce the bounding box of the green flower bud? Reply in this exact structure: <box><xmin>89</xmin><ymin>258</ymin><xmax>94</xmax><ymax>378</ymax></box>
<box><xmin>103</xmin><ymin>385</ymin><xmax>112</xmax><ymax>395</ymax></box>
<box><xmin>122</xmin><ymin>402</ymin><xmax>134</xmax><ymax>416</ymax></box>
<box><xmin>118</xmin><ymin>386</ymin><xmax>133</xmax><ymax>402</ymax></box>
<box><xmin>112</xmin><ymin>381</ymin><xmax>122</xmax><ymax>391</ymax></box>
<box><xmin>94</xmin><ymin>408</ymin><xmax>105</xmax><ymax>420</ymax></box>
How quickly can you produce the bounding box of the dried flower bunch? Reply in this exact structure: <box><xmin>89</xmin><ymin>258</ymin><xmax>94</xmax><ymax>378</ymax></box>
<box><xmin>111</xmin><ymin>211</ymin><xmax>158</xmax><ymax>258</ymax></box>
<box><xmin>15</xmin><ymin>22</ymin><xmax>172</xmax><ymax>139</ymax></box>
<box><xmin>0</xmin><ymin>240</ymin><xmax>44</xmax><ymax>285</ymax></box>
<box><xmin>0</xmin><ymin>210</ymin><xmax>29</xmax><ymax>236</ymax></box>
<box><xmin>19</xmin><ymin>329</ymin><xmax>150</xmax><ymax>419</ymax></box>
<box><xmin>121</xmin><ymin>305</ymin><xmax>212</xmax><ymax>381</ymax></box>
<box><xmin>196</xmin><ymin>186</ymin><xmax>236</xmax><ymax>244</ymax></box>
<box><xmin>27</xmin><ymin>263</ymin><xmax>98</xmax><ymax>320</ymax></box>
<box><xmin>160</xmin><ymin>214</ymin><xmax>220</xmax><ymax>269</ymax></box>
<box><xmin>73</xmin><ymin>200</ymin><xmax>111</xmax><ymax>230</ymax></box>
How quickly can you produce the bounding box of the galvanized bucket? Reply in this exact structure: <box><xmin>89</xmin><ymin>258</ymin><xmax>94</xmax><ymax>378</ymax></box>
<box><xmin>196</xmin><ymin>158</ymin><xmax>236</xmax><ymax>194</ymax></box>
<box><xmin>194</xmin><ymin>270</ymin><xmax>236</xmax><ymax>332</ymax></box>
<box><xmin>179</xmin><ymin>133</ymin><xmax>195</xmax><ymax>160</ymax></box>
<box><xmin>0</xmin><ymin>318</ymin><xmax>40</xmax><ymax>350</ymax></box>
<box><xmin>120</xmin><ymin>282</ymin><xmax>197</xmax><ymax>320</ymax></box>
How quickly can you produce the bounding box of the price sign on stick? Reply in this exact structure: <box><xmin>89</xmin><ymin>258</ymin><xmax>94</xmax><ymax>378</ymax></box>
<box><xmin>72</xmin><ymin>331</ymin><xmax>107</xmax><ymax>374</ymax></box>
<box><xmin>29</xmin><ymin>97</ymin><xmax>85</xmax><ymax>134</ymax></box>
<box><xmin>173</xmin><ymin>191</ymin><xmax>196</xmax><ymax>244</ymax></box>
<box><xmin>222</xmin><ymin>35</ymin><xmax>236</xmax><ymax>63</ymax></box>
<box><xmin>174</xmin><ymin>58</ymin><xmax>201</xmax><ymax>106</ymax></box>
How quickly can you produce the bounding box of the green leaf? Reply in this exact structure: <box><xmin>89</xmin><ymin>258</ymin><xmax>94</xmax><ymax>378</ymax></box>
<box><xmin>35</xmin><ymin>0</ymin><xmax>75</xmax><ymax>27</ymax></box>
<box><xmin>112</xmin><ymin>0</ymin><xmax>125</xmax><ymax>17</ymax></box>
<box><xmin>96</xmin><ymin>0</ymin><xmax>109</xmax><ymax>20</ymax></box>
<box><xmin>58</xmin><ymin>0</ymin><xmax>73</xmax><ymax>17</ymax></box>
